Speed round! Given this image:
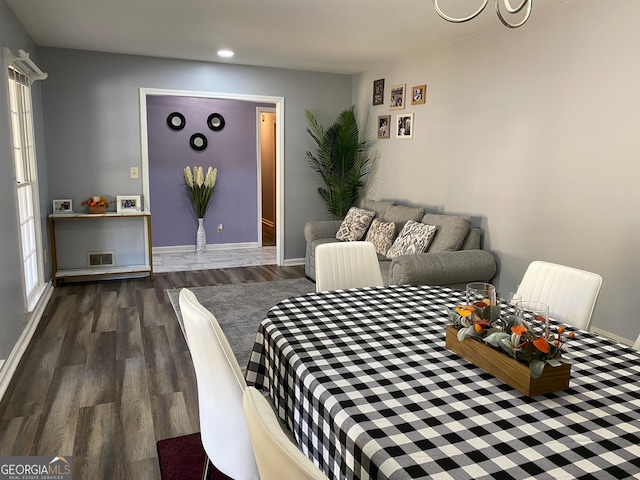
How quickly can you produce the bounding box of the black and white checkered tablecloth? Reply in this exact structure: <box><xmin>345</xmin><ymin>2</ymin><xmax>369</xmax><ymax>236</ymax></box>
<box><xmin>245</xmin><ymin>285</ymin><xmax>640</xmax><ymax>480</ymax></box>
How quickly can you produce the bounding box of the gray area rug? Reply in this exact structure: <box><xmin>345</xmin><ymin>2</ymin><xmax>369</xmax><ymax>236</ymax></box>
<box><xmin>167</xmin><ymin>277</ymin><xmax>315</xmax><ymax>371</ymax></box>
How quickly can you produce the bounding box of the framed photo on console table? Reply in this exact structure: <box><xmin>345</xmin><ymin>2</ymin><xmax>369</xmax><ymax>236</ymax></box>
<box><xmin>53</xmin><ymin>199</ymin><xmax>73</xmax><ymax>214</ymax></box>
<box><xmin>116</xmin><ymin>195</ymin><xmax>141</xmax><ymax>213</ymax></box>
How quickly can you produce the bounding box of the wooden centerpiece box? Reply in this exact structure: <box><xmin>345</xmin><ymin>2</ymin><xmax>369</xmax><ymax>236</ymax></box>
<box><xmin>445</xmin><ymin>325</ymin><xmax>571</xmax><ymax>397</ymax></box>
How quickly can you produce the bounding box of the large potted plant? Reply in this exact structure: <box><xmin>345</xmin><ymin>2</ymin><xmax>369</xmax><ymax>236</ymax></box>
<box><xmin>305</xmin><ymin>106</ymin><xmax>373</xmax><ymax>219</ymax></box>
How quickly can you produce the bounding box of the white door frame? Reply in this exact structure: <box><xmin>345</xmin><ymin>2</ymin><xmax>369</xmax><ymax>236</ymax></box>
<box><xmin>138</xmin><ymin>88</ymin><xmax>284</xmax><ymax>265</ymax></box>
<box><xmin>256</xmin><ymin>106</ymin><xmax>276</xmax><ymax>248</ymax></box>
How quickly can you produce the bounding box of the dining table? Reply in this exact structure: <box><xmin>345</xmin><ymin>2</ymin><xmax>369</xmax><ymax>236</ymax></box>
<box><xmin>245</xmin><ymin>284</ymin><xmax>640</xmax><ymax>480</ymax></box>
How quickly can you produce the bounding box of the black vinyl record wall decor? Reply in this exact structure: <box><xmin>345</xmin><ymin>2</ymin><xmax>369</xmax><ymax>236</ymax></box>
<box><xmin>207</xmin><ymin>113</ymin><xmax>225</xmax><ymax>131</ymax></box>
<box><xmin>167</xmin><ymin>112</ymin><xmax>186</xmax><ymax>130</ymax></box>
<box><xmin>189</xmin><ymin>133</ymin><xmax>208</xmax><ymax>151</ymax></box>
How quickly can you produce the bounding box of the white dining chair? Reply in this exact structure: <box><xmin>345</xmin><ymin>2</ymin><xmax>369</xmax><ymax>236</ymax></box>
<box><xmin>632</xmin><ymin>334</ymin><xmax>640</xmax><ymax>351</ymax></box>
<box><xmin>242</xmin><ymin>386</ymin><xmax>329</xmax><ymax>480</ymax></box>
<box><xmin>178</xmin><ymin>288</ymin><xmax>259</xmax><ymax>480</ymax></box>
<box><xmin>515</xmin><ymin>261</ymin><xmax>602</xmax><ymax>331</ymax></box>
<box><xmin>314</xmin><ymin>241</ymin><xmax>383</xmax><ymax>292</ymax></box>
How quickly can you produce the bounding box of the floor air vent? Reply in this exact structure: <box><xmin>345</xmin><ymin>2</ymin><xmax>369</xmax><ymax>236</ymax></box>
<box><xmin>87</xmin><ymin>251</ymin><xmax>115</xmax><ymax>267</ymax></box>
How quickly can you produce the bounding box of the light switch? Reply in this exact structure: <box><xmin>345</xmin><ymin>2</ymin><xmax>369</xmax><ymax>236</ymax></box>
<box><xmin>130</xmin><ymin>167</ymin><xmax>139</xmax><ymax>179</ymax></box>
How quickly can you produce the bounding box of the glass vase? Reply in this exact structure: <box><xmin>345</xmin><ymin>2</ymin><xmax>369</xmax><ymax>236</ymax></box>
<box><xmin>196</xmin><ymin>218</ymin><xmax>207</xmax><ymax>253</ymax></box>
<box><xmin>466</xmin><ymin>282</ymin><xmax>497</xmax><ymax>306</ymax></box>
<box><xmin>466</xmin><ymin>282</ymin><xmax>498</xmax><ymax>327</ymax></box>
<box><xmin>515</xmin><ymin>301</ymin><xmax>549</xmax><ymax>338</ymax></box>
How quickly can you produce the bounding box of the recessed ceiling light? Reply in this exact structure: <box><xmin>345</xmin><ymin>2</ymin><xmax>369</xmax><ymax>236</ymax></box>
<box><xmin>217</xmin><ymin>50</ymin><xmax>234</xmax><ymax>58</ymax></box>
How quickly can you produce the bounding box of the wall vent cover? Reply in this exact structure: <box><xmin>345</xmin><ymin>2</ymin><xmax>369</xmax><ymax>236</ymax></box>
<box><xmin>87</xmin><ymin>251</ymin><xmax>115</xmax><ymax>268</ymax></box>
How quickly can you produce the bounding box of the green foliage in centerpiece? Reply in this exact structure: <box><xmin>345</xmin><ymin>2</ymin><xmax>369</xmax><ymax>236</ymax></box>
<box><xmin>445</xmin><ymin>302</ymin><xmax>573</xmax><ymax>379</ymax></box>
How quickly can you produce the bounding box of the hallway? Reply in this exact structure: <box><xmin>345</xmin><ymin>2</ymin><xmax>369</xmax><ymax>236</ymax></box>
<box><xmin>152</xmin><ymin>246</ymin><xmax>276</xmax><ymax>273</ymax></box>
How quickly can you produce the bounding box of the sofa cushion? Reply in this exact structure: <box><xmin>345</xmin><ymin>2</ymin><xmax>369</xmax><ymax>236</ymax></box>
<box><xmin>362</xmin><ymin>200</ymin><xmax>396</xmax><ymax>219</ymax></box>
<box><xmin>364</xmin><ymin>218</ymin><xmax>396</xmax><ymax>256</ymax></box>
<box><xmin>335</xmin><ymin>207</ymin><xmax>375</xmax><ymax>241</ymax></box>
<box><xmin>422</xmin><ymin>213</ymin><xmax>472</xmax><ymax>252</ymax></box>
<box><xmin>386</xmin><ymin>221</ymin><xmax>436</xmax><ymax>259</ymax></box>
<box><xmin>382</xmin><ymin>204</ymin><xmax>425</xmax><ymax>234</ymax></box>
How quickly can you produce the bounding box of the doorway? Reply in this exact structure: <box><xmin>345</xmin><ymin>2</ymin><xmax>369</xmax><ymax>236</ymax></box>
<box><xmin>258</xmin><ymin>108</ymin><xmax>276</xmax><ymax>247</ymax></box>
<box><xmin>139</xmin><ymin>88</ymin><xmax>285</xmax><ymax>266</ymax></box>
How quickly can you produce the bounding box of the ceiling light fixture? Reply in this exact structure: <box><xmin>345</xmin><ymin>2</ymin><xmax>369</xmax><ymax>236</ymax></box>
<box><xmin>433</xmin><ymin>0</ymin><xmax>532</xmax><ymax>29</ymax></box>
<box><xmin>217</xmin><ymin>50</ymin><xmax>234</xmax><ymax>58</ymax></box>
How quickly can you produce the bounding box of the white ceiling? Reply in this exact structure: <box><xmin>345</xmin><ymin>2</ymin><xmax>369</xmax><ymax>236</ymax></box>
<box><xmin>6</xmin><ymin>0</ymin><xmax>567</xmax><ymax>75</ymax></box>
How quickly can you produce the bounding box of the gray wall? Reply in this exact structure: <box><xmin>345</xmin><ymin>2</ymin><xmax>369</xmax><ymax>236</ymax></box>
<box><xmin>0</xmin><ymin>7</ymin><xmax>351</xmax><ymax>361</ymax></box>
<box><xmin>0</xmin><ymin>0</ymin><xmax>50</xmax><ymax>360</ymax></box>
<box><xmin>39</xmin><ymin>48</ymin><xmax>353</xmax><ymax>264</ymax></box>
<box><xmin>353</xmin><ymin>0</ymin><xmax>640</xmax><ymax>341</ymax></box>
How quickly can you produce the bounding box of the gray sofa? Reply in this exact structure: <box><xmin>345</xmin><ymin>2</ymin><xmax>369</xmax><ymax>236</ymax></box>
<box><xmin>304</xmin><ymin>200</ymin><xmax>497</xmax><ymax>289</ymax></box>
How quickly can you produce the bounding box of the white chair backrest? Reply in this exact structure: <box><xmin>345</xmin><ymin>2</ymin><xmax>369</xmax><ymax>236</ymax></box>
<box><xmin>243</xmin><ymin>387</ymin><xmax>329</xmax><ymax>480</ymax></box>
<box><xmin>515</xmin><ymin>261</ymin><xmax>602</xmax><ymax>331</ymax></box>
<box><xmin>179</xmin><ymin>288</ymin><xmax>259</xmax><ymax>480</ymax></box>
<box><xmin>315</xmin><ymin>241</ymin><xmax>383</xmax><ymax>292</ymax></box>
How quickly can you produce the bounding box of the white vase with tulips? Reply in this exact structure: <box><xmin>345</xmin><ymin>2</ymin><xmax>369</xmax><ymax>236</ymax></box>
<box><xmin>184</xmin><ymin>166</ymin><xmax>217</xmax><ymax>253</ymax></box>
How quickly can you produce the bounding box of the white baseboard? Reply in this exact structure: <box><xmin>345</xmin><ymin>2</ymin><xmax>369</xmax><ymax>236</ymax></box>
<box><xmin>284</xmin><ymin>257</ymin><xmax>305</xmax><ymax>267</ymax></box>
<box><xmin>153</xmin><ymin>242</ymin><xmax>260</xmax><ymax>254</ymax></box>
<box><xmin>0</xmin><ymin>282</ymin><xmax>54</xmax><ymax>404</ymax></box>
<box><xmin>591</xmin><ymin>326</ymin><xmax>632</xmax><ymax>346</ymax></box>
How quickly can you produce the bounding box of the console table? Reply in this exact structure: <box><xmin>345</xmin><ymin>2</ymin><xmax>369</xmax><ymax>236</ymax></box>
<box><xmin>48</xmin><ymin>212</ymin><xmax>153</xmax><ymax>286</ymax></box>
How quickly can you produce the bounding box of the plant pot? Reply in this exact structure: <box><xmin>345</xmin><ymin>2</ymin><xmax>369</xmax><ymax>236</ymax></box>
<box><xmin>89</xmin><ymin>205</ymin><xmax>107</xmax><ymax>214</ymax></box>
<box><xmin>445</xmin><ymin>325</ymin><xmax>571</xmax><ymax>396</ymax></box>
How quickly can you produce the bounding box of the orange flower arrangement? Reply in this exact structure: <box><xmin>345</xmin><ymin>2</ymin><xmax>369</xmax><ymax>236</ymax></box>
<box><xmin>81</xmin><ymin>196</ymin><xmax>116</xmax><ymax>214</ymax></box>
<box><xmin>80</xmin><ymin>196</ymin><xmax>114</xmax><ymax>208</ymax></box>
<box><xmin>446</xmin><ymin>301</ymin><xmax>574</xmax><ymax>379</ymax></box>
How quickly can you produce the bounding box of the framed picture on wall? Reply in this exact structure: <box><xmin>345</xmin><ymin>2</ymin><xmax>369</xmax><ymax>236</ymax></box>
<box><xmin>377</xmin><ymin>115</ymin><xmax>391</xmax><ymax>139</ymax></box>
<box><xmin>53</xmin><ymin>199</ymin><xmax>73</xmax><ymax>214</ymax></box>
<box><xmin>411</xmin><ymin>85</ymin><xmax>427</xmax><ymax>105</ymax></box>
<box><xmin>116</xmin><ymin>195</ymin><xmax>142</xmax><ymax>213</ymax></box>
<box><xmin>396</xmin><ymin>113</ymin><xmax>414</xmax><ymax>139</ymax></box>
<box><xmin>373</xmin><ymin>79</ymin><xmax>384</xmax><ymax>106</ymax></box>
<box><xmin>389</xmin><ymin>84</ymin><xmax>406</xmax><ymax>110</ymax></box>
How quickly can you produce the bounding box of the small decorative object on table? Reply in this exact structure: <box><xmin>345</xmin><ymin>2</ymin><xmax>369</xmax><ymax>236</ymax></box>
<box><xmin>116</xmin><ymin>195</ymin><xmax>142</xmax><ymax>213</ymax></box>
<box><xmin>184</xmin><ymin>166</ymin><xmax>217</xmax><ymax>253</ymax></box>
<box><xmin>53</xmin><ymin>199</ymin><xmax>73</xmax><ymax>214</ymax></box>
<box><xmin>445</xmin><ymin>283</ymin><xmax>573</xmax><ymax>396</ymax></box>
<box><xmin>81</xmin><ymin>196</ymin><xmax>114</xmax><ymax>214</ymax></box>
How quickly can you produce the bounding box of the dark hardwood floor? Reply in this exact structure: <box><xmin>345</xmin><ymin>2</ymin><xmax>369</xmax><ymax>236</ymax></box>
<box><xmin>0</xmin><ymin>265</ymin><xmax>305</xmax><ymax>479</ymax></box>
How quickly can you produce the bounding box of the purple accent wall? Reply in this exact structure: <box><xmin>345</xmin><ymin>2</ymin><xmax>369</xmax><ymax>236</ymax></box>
<box><xmin>147</xmin><ymin>96</ymin><xmax>273</xmax><ymax>247</ymax></box>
